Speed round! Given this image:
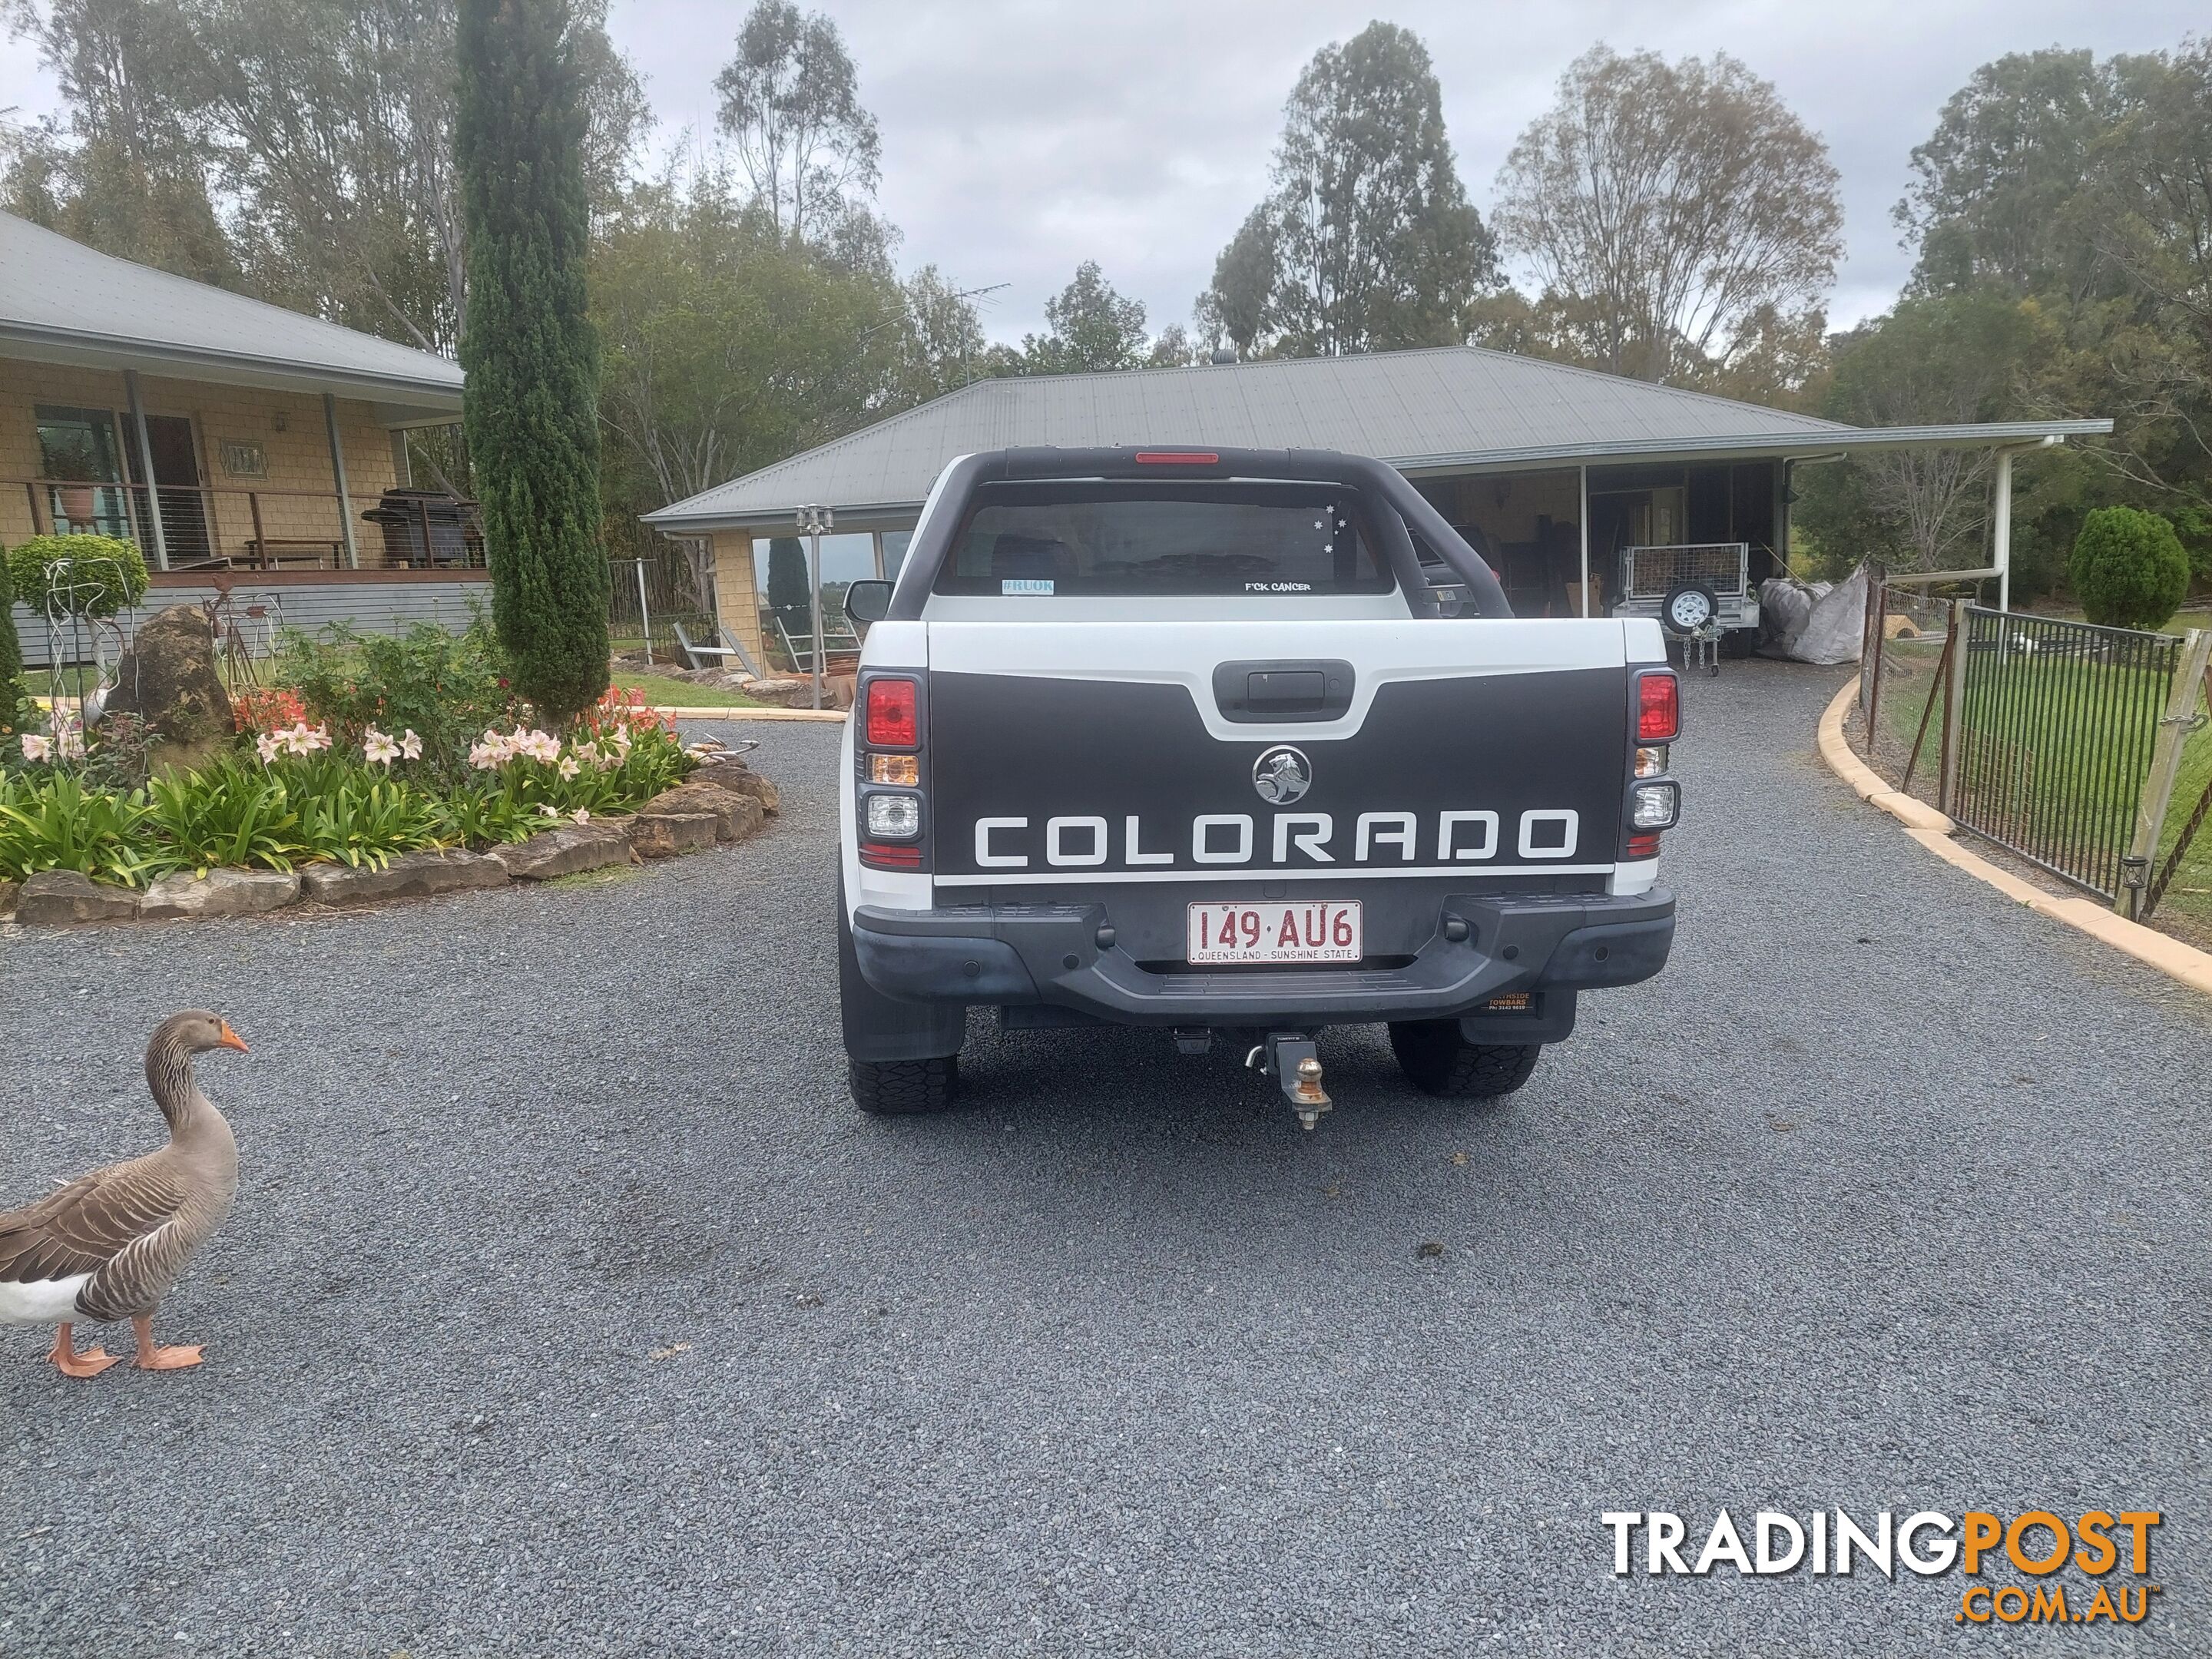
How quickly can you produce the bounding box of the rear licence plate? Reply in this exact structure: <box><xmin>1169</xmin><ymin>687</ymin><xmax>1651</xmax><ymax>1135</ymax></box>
<box><xmin>1187</xmin><ymin>900</ymin><xmax>1362</xmax><ymax>965</ymax></box>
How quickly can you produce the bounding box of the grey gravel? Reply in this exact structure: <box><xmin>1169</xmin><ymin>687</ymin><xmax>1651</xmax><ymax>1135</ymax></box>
<box><xmin>2</xmin><ymin>664</ymin><xmax>2206</xmax><ymax>1657</ymax></box>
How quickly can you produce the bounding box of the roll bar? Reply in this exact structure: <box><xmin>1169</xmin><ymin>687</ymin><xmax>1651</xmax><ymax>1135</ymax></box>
<box><xmin>881</xmin><ymin>447</ymin><xmax>1513</xmax><ymax>621</ymax></box>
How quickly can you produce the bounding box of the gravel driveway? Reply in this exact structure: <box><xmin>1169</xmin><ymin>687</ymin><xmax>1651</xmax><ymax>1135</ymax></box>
<box><xmin>2</xmin><ymin>661</ymin><xmax>2206</xmax><ymax>1657</ymax></box>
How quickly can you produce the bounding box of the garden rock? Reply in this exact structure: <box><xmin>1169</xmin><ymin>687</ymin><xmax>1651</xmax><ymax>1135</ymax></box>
<box><xmin>105</xmin><ymin>603</ymin><xmax>230</xmax><ymax>744</ymax></box>
<box><xmin>488</xmin><ymin>822</ymin><xmax>634</xmax><ymax>880</ymax></box>
<box><xmin>300</xmin><ymin>849</ymin><xmax>508</xmax><ymax>906</ymax></box>
<box><xmin>628</xmin><ymin>810</ymin><xmax>718</xmax><ymax>858</ymax></box>
<box><xmin>738</xmin><ymin>677</ymin><xmax>810</xmax><ymax>707</ymax></box>
<box><xmin>0</xmin><ymin>878</ymin><xmax>18</xmax><ymax>919</ymax></box>
<box><xmin>17</xmin><ymin>869</ymin><xmax>137</xmax><ymax>924</ymax></box>
<box><xmin>642</xmin><ymin>780</ymin><xmax>766</xmax><ymax>843</ymax></box>
<box><xmin>689</xmin><ymin>758</ymin><xmax>780</xmax><ymax>816</ymax></box>
<box><xmin>140</xmin><ymin>867</ymin><xmax>301</xmax><ymax>919</ymax></box>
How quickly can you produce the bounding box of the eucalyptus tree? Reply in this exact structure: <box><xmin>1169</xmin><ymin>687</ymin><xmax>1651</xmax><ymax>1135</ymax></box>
<box><xmin>1492</xmin><ymin>46</ymin><xmax>1841</xmax><ymax>385</ymax></box>
<box><xmin>713</xmin><ymin>0</ymin><xmax>881</xmax><ymax>250</ymax></box>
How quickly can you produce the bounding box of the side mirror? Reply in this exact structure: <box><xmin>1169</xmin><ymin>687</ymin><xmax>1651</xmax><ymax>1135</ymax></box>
<box><xmin>843</xmin><ymin>578</ymin><xmax>893</xmax><ymax>626</ymax></box>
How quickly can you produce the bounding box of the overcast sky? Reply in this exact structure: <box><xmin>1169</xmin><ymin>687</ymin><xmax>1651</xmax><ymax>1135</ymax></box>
<box><xmin>3</xmin><ymin>0</ymin><xmax>2202</xmax><ymax>345</ymax></box>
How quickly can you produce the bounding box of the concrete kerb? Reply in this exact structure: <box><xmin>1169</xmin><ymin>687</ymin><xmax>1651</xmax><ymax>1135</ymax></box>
<box><xmin>653</xmin><ymin>707</ymin><xmax>846</xmax><ymax>723</ymax></box>
<box><xmin>1817</xmin><ymin>676</ymin><xmax>2212</xmax><ymax>999</ymax></box>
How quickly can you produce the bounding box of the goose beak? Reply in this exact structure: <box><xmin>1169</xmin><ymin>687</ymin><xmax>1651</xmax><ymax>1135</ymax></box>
<box><xmin>216</xmin><ymin>1020</ymin><xmax>250</xmax><ymax>1054</ymax></box>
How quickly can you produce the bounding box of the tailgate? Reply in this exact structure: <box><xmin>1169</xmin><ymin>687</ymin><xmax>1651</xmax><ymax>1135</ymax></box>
<box><xmin>925</xmin><ymin>618</ymin><xmax>1634</xmax><ymax>891</ymax></box>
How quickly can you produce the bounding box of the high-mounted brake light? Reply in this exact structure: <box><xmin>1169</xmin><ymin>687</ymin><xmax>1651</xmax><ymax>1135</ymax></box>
<box><xmin>1134</xmin><ymin>451</ymin><xmax>1219</xmax><ymax>465</ymax></box>
<box><xmin>865</xmin><ymin>677</ymin><xmax>919</xmax><ymax>747</ymax></box>
<box><xmin>1637</xmin><ymin>671</ymin><xmax>1680</xmax><ymax>743</ymax></box>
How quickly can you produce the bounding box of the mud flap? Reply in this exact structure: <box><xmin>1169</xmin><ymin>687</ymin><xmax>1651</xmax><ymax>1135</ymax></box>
<box><xmin>839</xmin><ymin>883</ymin><xmax>965</xmax><ymax>1063</ymax></box>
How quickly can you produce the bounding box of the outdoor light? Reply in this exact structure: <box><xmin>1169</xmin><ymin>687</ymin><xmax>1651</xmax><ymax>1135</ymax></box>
<box><xmin>865</xmin><ymin>793</ymin><xmax>922</xmax><ymax>840</ymax></box>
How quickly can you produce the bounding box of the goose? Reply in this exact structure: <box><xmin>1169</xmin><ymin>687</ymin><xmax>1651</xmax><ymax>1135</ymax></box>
<box><xmin>1</xmin><ymin>1011</ymin><xmax>249</xmax><ymax>1378</ymax></box>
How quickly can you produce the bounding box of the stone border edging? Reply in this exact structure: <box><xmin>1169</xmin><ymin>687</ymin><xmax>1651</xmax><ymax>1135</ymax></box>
<box><xmin>1817</xmin><ymin>677</ymin><xmax>2212</xmax><ymax>999</ymax></box>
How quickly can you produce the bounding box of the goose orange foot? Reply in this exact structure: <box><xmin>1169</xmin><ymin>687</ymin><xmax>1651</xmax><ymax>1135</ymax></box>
<box><xmin>132</xmin><ymin>1316</ymin><xmax>203</xmax><ymax>1372</ymax></box>
<box><xmin>48</xmin><ymin>1324</ymin><xmax>119</xmax><ymax>1379</ymax></box>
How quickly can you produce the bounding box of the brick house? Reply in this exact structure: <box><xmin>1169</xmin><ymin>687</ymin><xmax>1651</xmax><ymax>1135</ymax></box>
<box><xmin>2</xmin><ymin>210</ymin><xmax>485</xmax><ymax>661</ymax></box>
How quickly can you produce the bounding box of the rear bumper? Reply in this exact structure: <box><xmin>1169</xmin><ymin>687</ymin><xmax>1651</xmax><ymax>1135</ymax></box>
<box><xmin>849</xmin><ymin>888</ymin><xmax>1674</xmax><ymax>1028</ymax></box>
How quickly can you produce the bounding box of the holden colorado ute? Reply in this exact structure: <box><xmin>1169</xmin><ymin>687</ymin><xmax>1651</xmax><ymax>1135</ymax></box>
<box><xmin>835</xmin><ymin>447</ymin><xmax>1681</xmax><ymax>1128</ymax></box>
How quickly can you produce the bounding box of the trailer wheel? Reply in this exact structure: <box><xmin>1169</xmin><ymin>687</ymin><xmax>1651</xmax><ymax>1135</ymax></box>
<box><xmin>1388</xmin><ymin>1021</ymin><xmax>1543</xmax><ymax>1099</ymax></box>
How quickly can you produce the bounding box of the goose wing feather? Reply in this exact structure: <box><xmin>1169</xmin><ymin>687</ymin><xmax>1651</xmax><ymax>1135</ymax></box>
<box><xmin>0</xmin><ymin>1157</ymin><xmax>188</xmax><ymax>1286</ymax></box>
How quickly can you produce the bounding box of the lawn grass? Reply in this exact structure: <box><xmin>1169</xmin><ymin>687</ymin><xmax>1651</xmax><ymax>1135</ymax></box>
<box><xmin>608</xmin><ymin>667</ymin><xmax>759</xmax><ymax>708</ymax></box>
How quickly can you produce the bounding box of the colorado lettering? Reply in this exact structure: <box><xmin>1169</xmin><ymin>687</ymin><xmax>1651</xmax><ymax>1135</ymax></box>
<box><xmin>971</xmin><ymin>810</ymin><xmax>1580</xmax><ymax>869</ymax></box>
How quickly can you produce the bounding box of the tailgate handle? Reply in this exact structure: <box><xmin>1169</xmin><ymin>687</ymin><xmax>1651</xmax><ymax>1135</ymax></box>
<box><xmin>1212</xmin><ymin>659</ymin><xmax>1355</xmax><ymax>723</ymax></box>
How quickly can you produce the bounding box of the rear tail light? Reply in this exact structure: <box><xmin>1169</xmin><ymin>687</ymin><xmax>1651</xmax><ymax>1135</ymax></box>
<box><xmin>1625</xmin><ymin>831</ymin><xmax>1663</xmax><ymax>859</ymax></box>
<box><xmin>859</xmin><ymin>841</ymin><xmax>922</xmax><ymax>869</ymax></box>
<box><xmin>1637</xmin><ymin>670</ymin><xmax>1680</xmax><ymax>743</ymax></box>
<box><xmin>1134</xmin><ymin>451</ymin><xmax>1219</xmax><ymax>465</ymax></box>
<box><xmin>858</xmin><ymin>672</ymin><xmax>928</xmax><ymax>873</ymax></box>
<box><xmin>1630</xmin><ymin>780</ymin><xmax>1679</xmax><ymax>830</ymax></box>
<box><xmin>1635</xmin><ymin>745</ymin><xmax>1668</xmax><ymax>778</ymax></box>
<box><xmin>865</xmin><ymin>677</ymin><xmax>919</xmax><ymax>747</ymax></box>
<box><xmin>865</xmin><ymin>793</ymin><xmax>922</xmax><ymax>840</ymax></box>
<box><xmin>867</xmin><ymin>753</ymin><xmax>919</xmax><ymax>786</ymax></box>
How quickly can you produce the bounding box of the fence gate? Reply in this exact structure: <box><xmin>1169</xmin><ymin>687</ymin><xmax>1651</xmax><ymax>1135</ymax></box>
<box><xmin>607</xmin><ymin>550</ymin><xmax>716</xmax><ymax>667</ymax></box>
<box><xmin>1951</xmin><ymin>607</ymin><xmax>2184</xmax><ymax>901</ymax></box>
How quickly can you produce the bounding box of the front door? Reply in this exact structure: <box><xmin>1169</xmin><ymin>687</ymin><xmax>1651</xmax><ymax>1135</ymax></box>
<box><xmin>123</xmin><ymin>415</ymin><xmax>214</xmax><ymax>566</ymax></box>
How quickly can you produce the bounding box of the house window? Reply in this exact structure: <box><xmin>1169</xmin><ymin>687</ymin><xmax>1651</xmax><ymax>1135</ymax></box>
<box><xmin>35</xmin><ymin>405</ymin><xmax>137</xmax><ymax>539</ymax></box>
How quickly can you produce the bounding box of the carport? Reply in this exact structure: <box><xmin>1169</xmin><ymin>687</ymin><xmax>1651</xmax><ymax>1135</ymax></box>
<box><xmin>641</xmin><ymin>346</ymin><xmax>2109</xmax><ymax>659</ymax></box>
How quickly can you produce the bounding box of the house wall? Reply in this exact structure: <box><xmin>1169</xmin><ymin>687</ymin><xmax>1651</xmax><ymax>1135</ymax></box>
<box><xmin>709</xmin><ymin>529</ymin><xmax>766</xmax><ymax>671</ymax></box>
<box><xmin>1</xmin><ymin>358</ymin><xmax>402</xmax><ymax>564</ymax></box>
<box><xmin>14</xmin><ymin>568</ymin><xmax>491</xmax><ymax>668</ymax></box>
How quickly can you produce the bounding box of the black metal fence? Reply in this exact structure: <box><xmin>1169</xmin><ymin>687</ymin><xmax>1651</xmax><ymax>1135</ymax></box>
<box><xmin>606</xmin><ymin>546</ymin><xmax>716</xmax><ymax>667</ymax></box>
<box><xmin>1951</xmin><ymin>608</ymin><xmax>2184</xmax><ymax>900</ymax></box>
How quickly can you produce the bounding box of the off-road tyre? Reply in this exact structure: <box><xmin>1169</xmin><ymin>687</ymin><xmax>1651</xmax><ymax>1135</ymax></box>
<box><xmin>1388</xmin><ymin>1021</ymin><xmax>1543</xmax><ymax>1099</ymax></box>
<box><xmin>848</xmin><ymin>1055</ymin><xmax>959</xmax><ymax>1115</ymax></box>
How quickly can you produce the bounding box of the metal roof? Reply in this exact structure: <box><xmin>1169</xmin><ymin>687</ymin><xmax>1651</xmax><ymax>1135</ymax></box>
<box><xmin>643</xmin><ymin>345</ymin><xmax>2111</xmax><ymax>531</ymax></box>
<box><xmin>0</xmin><ymin>210</ymin><xmax>465</xmax><ymax>419</ymax></box>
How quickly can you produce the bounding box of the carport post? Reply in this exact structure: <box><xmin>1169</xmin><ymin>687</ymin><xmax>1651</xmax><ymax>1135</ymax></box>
<box><xmin>797</xmin><ymin>505</ymin><xmax>832</xmax><ymax>710</ymax></box>
<box><xmin>1992</xmin><ymin>448</ymin><xmax>2015</xmax><ymax>613</ymax></box>
<box><xmin>1578</xmin><ymin>465</ymin><xmax>1591</xmax><ymax>617</ymax></box>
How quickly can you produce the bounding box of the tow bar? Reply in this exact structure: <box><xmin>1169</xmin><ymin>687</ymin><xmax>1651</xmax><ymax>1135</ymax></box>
<box><xmin>1247</xmin><ymin>1031</ymin><xmax>1331</xmax><ymax>1131</ymax></box>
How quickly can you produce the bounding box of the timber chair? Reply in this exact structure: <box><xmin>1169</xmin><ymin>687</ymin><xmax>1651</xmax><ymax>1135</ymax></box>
<box><xmin>672</xmin><ymin>620</ymin><xmax>762</xmax><ymax>677</ymax></box>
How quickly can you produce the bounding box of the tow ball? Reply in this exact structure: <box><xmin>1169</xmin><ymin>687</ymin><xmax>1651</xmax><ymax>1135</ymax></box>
<box><xmin>1247</xmin><ymin>1032</ymin><xmax>1332</xmax><ymax>1131</ymax></box>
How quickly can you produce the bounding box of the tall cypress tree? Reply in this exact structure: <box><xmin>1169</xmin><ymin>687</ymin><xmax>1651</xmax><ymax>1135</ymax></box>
<box><xmin>456</xmin><ymin>0</ymin><xmax>609</xmax><ymax>727</ymax></box>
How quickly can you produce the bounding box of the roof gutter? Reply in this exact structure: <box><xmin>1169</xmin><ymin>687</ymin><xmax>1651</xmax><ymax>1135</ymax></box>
<box><xmin>640</xmin><ymin>419</ymin><xmax>2114</xmax><ymax>534</ymax></box>
<box><xmin>0</xmin><ymin>320</ymin><xmax>466</xmax><ymax>409</ymax></box>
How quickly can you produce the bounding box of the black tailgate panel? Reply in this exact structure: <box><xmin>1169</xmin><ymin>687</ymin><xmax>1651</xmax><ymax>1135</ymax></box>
<box><xmin>929</xmin><ymin>668</ymin><xmax>1629</xmax><ymax>881</ymax></box>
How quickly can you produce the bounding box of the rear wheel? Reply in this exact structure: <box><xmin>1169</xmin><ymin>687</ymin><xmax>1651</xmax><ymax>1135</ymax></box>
<box><xmin>1388</xmin><ymin>1021</ymin><xmax>1543</xmax><ymax>1099</ymax></box>
<box><xmin>849</xmin><ymin>1055</ymin><xmax>959</xmax><ymax>1115</ymax></box>
<box><xmin>839</xmin><ymin>876</ymin><xmax>962</xmax><ymax>1115</ymax></box>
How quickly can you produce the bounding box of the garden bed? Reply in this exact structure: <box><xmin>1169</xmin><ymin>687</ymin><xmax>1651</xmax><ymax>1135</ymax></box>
<box><xmin>2</xmin><ymin>602</ymin><xmax>783</xmax><ymax>927</ymax></box>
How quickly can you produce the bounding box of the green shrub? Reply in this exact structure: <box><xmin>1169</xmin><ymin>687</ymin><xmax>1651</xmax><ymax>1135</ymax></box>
<box><xmin>2070</xmin><ymin>507</ymin><xmax>2190</xmax><ymax>631</ymax></box>
<box><xmin>6</xmin><ymin>533</ymin><xmax>150</xmax><ymax>620</ymax></box>
<box><xmin>144</xmin><ymin>757</ymin><xmax>304</xmax><ymax>877</ymax></box>
<box><xmin>275</xmin><ymin>617</ymin><xmax>518</xmax><ymax>782</ymax></box>
<box><xmin>0</xmin><ymin>773</ymin><xmax>153</xmax><ymax>887</ymax></box>
<box><xmin>294</xmin><ymin>767</ymin><xmax>450</xmax><ymax>869</ymax></box>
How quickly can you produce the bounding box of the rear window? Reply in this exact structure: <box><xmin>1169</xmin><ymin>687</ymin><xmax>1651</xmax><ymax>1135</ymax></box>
<box><xmin>934</xmin><ymin>482</ymin><xmax>1394</xmax><ymax>598</ymax></box>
